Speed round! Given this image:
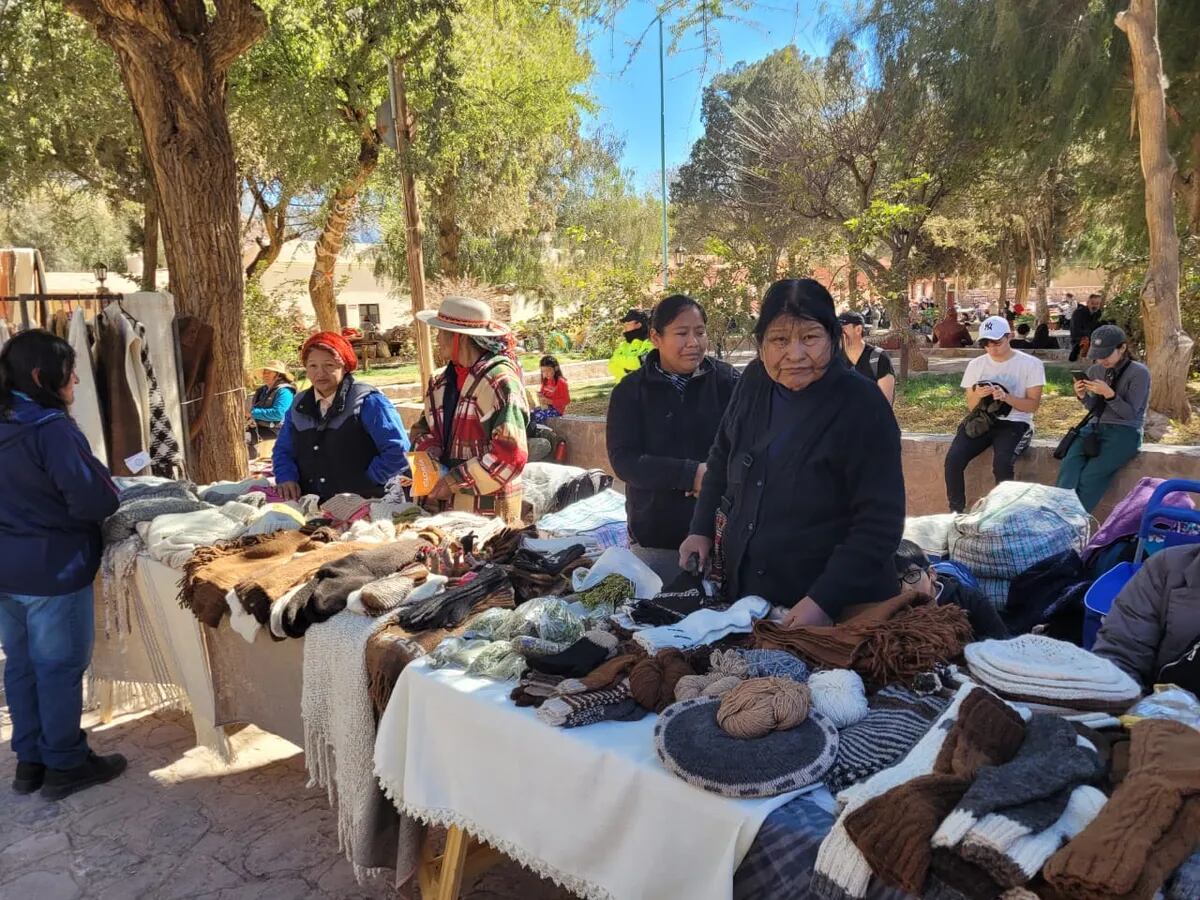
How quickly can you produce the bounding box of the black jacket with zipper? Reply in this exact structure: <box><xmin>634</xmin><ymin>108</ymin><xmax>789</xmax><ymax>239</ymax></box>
<box><xmin>688</xmin><ymin>359</ymin><xmax>904</xmax><ymax>618</ymax></box>
<box><xmin>606</xmin><ymin>351</ymin><xmax>739</xmax><ymax>551</ymax></box>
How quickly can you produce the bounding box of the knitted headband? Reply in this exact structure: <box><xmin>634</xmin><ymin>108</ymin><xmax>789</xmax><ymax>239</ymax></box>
<box><xmin>301</xmin><ymin>331</ymin><xmax>358</xmax><ymax>373</ymax></box>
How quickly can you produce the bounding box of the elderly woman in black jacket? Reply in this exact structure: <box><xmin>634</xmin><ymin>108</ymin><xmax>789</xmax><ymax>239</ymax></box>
<box><xmin>679</xmin><ymin>279</ymin><xmax>906</xmax><ymax>627</ymax></box>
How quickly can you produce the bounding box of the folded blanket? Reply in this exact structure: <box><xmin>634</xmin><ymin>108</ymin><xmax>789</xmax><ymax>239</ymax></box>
<box><xmin>141</xmin><ymin>503</ymin><xmax>260</xmax><ymax>569</ymax></box>
<box><xmin>277</xmin><ymin>536</ymin><xmax>432</xmax><ymax>638</ymax></box>
<box><xmin>234</xmin><ymin>540</ymin><xmax>372</xmax><ymax>624</ymax></box>
<box><xmin>103</xmin><ymin>496</ymin><xmax>210</xmax><ymax>544</ymax></box>
<box><xmin>180</xmin><ymin>530</ymin><xmax>319</xmax><ymax>627</ymax></box>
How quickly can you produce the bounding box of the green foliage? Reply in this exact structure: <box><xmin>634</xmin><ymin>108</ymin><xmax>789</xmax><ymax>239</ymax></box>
<box><xmin>243</xmin><ymin>280</ymin><xmax>311</xmax><ymax>373</ymax></box>
<box><xmin>0</xmin><ymin>188</ymin><xmax>135</xmax><ymax>271</ymax></box>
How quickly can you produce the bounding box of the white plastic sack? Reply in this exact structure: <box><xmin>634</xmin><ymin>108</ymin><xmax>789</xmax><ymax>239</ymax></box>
<box><xmin>571</xmin><ymin>546</ymin><xmax>663</xmax><ymax>600</ymax></box>
<box><xmin>903</xmin><ymin>514</ymin><xmax>957</xmax><ymax>558</ymax></box>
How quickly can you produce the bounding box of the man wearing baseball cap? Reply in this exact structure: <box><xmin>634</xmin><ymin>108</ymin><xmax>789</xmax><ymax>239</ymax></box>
<box><xmin>1056</xmin><ymin>324</ymin><xmax>1151</xmax><ymax>511</ymax></box>
<box><xmin>944</xmin><ymin>315</ymin><xmax>1046</xmax><ymax>512</ymax></box>
<box><xmin>839</xmin><ymin>310</ymin><xmax>895</xmax><ymax>403</ymax></box>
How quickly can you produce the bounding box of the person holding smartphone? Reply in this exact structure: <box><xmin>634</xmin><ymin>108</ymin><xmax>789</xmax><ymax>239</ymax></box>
<box><xmin>1056</xmin><ymin>325</ymin><xmax>1150</xmax><ymax>512</ymax></box>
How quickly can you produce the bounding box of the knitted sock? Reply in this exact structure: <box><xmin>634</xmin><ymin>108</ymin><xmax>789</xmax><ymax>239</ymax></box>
<box><xmin>824</xmin><ymin>685</ymin><xmax>950</xmax><ymax>795</ymax></box>
<box><xmin>537</xmin><ymin>682</ymin><xmax>632</xmax><ymax>727</ymax></box>
<box><xmin>525</xmin><ymin>629</ymin><xmax>618</xmax><ymax>677</ymax></box>
<box><xmin>633</xmin><ymin>595</ymin><xmax>771</xmax><ymax>653</ymax></box>
<box><xmin>844</xmin><ymin>689</ymin><xmax>1025</xmax><ymax>895</ymax></box>
<box><xmin>557</xmin><ymin>653</ymin><xmax>639</xmax><ymax>694</ymax></box>
<box><xmin>510</xmin><ymin>671</ymin><xmax>563</xmax><ymax>708</ymax></box>
<box><xmin>960</xmin><ymin>785</ymin><xmax>1107</xmax><ymax>888</ymax></box>
<box><xmin>560</xmin><ymin>697</ymin><xmax>647</xmax><ymax>728</ymax></box>
<box><xmin>933</xmin><ymin>715</ymin><xmax>1103</xmax><ymax>850</ymax></box>
<box><xmin>1043</xmin><ymin>720</ymin><xmax>1200</xmax><ymax>900</ymax></box>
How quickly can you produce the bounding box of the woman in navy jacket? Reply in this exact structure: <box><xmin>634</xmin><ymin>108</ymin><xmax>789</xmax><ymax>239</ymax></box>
<box><xmin>0</xmin><ymin>330</ymin><xmax>126</xmax><ymax>800</ymax></box>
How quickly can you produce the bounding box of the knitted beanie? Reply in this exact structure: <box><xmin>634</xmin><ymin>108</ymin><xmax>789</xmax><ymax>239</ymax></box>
<box><xmin>655</xmin><ymin>696</ymin><xmax>838</xmax><ymax>798</ymax></box>
<box><xmin>965</xmin><ymin>636</ymin><xmax>1142</xmax><ymax>713</ymax></box>
<box><xmin>933</xmin><ymin>714</ymin><xmax>1103</xmax><ymax>850</ymax></box>
<box><xmin>811</xmin><ymin>683</ymin><xmax>978</xmax><ymax>900</ymax></box>
<box><xmin>808</xmin><ymin>669</ymin><xmax>869</xmax><ymax>729</ymax></box>
<box><xmin>824</xmin><ymin>684</ymin><xmax>951</xmax><ymax>795</ymax></box>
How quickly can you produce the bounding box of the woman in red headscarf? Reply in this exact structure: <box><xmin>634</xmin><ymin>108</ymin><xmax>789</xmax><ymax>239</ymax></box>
<box><xmin>272</xmin><ymin>331</ymin><xmax>411</xmax><ymax>502</ymax></box>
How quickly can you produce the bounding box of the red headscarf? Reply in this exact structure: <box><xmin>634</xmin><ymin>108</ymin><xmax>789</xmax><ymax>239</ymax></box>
<box><xmin>301</xmin><ymin>331</ymin><xmax>358</xmax><ymax>373</ymax></box>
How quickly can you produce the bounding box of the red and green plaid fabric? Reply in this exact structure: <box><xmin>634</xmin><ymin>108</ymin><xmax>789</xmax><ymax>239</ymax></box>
<box><xmin>411</xmin><ymin>354</ymin><xmax>530</xmax><ymax>515</ymax></box>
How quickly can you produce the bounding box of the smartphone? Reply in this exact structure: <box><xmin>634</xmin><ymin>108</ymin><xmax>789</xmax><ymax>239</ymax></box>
<box><xmin>1070</xmin><ymin>370</ymin><xmax>1089</xmax><ymax>382</ymax></box>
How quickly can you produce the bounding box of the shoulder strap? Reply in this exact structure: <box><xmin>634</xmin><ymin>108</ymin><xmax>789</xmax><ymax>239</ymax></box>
<box><xmin>869</xmin><ymin>346</ymin><xmax>886</xmax><ymax>379</ymax></box>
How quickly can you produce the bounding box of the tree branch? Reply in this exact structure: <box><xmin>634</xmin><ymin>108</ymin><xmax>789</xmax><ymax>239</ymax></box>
<box><xmin>207</xmin><ymin>0</ymin><xmax>266</xmax><ymax>72</ymax></box>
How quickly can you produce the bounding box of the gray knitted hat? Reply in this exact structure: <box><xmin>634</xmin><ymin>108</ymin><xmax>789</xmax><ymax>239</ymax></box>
<box><xmin>654</xmin><ymin>696</ymin><xmax>838</xmax><ymax>798</ymax></box>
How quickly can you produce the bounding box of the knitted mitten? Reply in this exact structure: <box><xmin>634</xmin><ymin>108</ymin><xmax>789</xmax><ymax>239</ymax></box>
<box><xmin>525</xmin><ymin>629</ymin><xmax>618</xmax><ymax>677</ymax></box>
<box><xmin>1042</xmin><ymin>719</ymin><xmax>1200</xmax><ymax>900</ymax></box>
<box><xmin>561</xmin><ymin>697</ymin><xmax>647</xmax><ymax>728</ymax></box>
<box><xmin>933</xmin><ymin>715</ymin><xmax>1103</xmax><ymax>849</ymax></box>
<box><xmin>934</xmin><ymin>689</ymin><xmax>1026</xmax><ymax>778</ymax></box>
<box><xmin>537</xmin><ymin>682</ymin><xmax>632</xmax><ymax>727</ymax></box>
<box><xmin>961</xmin><ymin>785</ymin><xmax>1107</xmax><ymax>888</ymax></box>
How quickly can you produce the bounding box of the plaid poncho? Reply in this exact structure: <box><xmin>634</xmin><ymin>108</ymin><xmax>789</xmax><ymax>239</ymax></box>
<box><xmin>411</xmin><ymin>352</ymin><xmax>530</xmax><ymax>521</ymax></box>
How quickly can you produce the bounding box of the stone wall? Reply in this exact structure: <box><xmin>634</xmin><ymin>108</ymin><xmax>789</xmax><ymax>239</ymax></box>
<box><xmin>549</xmin><ymin>416</ymin><xmax>1200</xmax><ymax>522</ymax></box>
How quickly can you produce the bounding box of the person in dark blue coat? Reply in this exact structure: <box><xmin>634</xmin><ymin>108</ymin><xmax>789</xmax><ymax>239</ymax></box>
<box><xmin>273</xmin><ymin>331</ymin><xmax>411</xmax><ymax>502</ymax></box>
<box><xmin>0</xmin><ymin>330</ymin><xmax>126</xmax><ymax>800</ymax></box>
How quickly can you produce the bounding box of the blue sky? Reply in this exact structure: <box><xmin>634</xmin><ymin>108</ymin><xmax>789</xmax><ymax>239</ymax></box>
<box><xmin>582</xmin><ymin>1</ymin><xmax>835</xmax><ymax>188</ymax></box>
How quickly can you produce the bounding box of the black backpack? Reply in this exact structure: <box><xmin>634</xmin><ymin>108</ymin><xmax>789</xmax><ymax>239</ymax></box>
<box><xmin>1158</xmin><ymin>636</ymin><xmax>1200</xmax><ymax>696</ymax></box>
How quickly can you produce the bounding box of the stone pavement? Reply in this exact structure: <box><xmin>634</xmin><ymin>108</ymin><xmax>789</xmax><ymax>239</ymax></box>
<box><xmin>0</xmin><ymin>704</ymin><xmax>574</xmax><ymax>900</ymax></box>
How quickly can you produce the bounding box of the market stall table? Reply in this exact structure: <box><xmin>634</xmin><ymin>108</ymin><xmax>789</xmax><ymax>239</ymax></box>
<box><xmin>375</xmin><ymin>660</ymin><xmax>823</xmax><ymax>900</ymax></box>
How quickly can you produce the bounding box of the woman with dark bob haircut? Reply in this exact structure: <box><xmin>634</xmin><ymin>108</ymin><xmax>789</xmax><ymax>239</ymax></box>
<box><xmin>606</xmin><ymin>294</ymin><xmax>739</xmax><ymax>580</ymax></box>
<box><xmin>0</xmin><ymin>330</ymin><xmax>126</xmax><ymax>799</ymax></box>
<box><xmin>679</xmin><ymin>279</ymin><xmax>905</xmax><ymax>625</ymax></box>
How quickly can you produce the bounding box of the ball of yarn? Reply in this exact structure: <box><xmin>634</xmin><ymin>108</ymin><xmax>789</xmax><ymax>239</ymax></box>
<box><xmin>807</xmin><ymin>669</ymin><xmax>869</xmax><ymax>728</ymax></box>
<box><xmin>674</xmin><ymin>649</ymin><xmax>750</xmax><ymax>701</ymax></box>
<box><xmin>702</xmin><ymin>675</ymin><xmax>745</xmax><ymax>699</ymax></box>
<box><xmin>716</xmin><ymin>677</ymin><xmax>811</xmax><ymax>740</ymax></box>
<box><xmin>739</xmin><ymin>649</ymin><xmax>809</xmax><ymax>682</ymax></box>
<box><xmin>630</xmin><ymin>649</ymin><xmax>694</xmax><ymax>712</ymax></box>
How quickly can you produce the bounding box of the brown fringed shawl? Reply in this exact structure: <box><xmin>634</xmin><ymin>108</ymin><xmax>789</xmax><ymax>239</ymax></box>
<box><xmin>234</xmin><ymin>540</ymin><xmax>373</xmax><ymax>624</ymax></box>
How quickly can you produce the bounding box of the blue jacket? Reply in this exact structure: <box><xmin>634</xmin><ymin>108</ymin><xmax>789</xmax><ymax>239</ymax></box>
<box><xmin>273</xmin><ymin>376</ymin><xmax>410</xmax><ymax>501</ymax></box>
<box><xmin>0</xmin><ymin>394</ymin><xmax>120</xmax><ymax>596</ymax></box>
<box><xmin>250</xmin><ymin>383</ymin><xmax>296</xmax><ymax>425</ymax></box>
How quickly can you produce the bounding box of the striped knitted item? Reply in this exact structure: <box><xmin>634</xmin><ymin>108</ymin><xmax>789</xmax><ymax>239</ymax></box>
<box><xmin>561</xmin><ymin>697</ymin><xmax>647</xmax><ymax>728</ymax></box>
<box><xmin>537</xmin><ymin>681</ymin><xmax>632</xmax><ymax>727</ymax></box>
<box><xmin>824</xmin><ymin>685</ymin><xmax>951</xmax><ymax>794</ymax></box>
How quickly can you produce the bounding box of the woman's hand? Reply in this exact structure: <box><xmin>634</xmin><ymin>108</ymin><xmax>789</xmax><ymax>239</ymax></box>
<box><xmin>427</xmin><ymin>475</ymin><xmax>454</xmax><ymax>502</ymax></box>
<box><xmin>780</xmin><ymin>596</ymin><xmax>833</xmax><ymax>629</ymax></box>
<box><xmin>1084</xmin><ymin>379</ymin><xmax>1115</xmax><ymax>400</ymax></box>
<box><xmin>277</xmin><ymin>481</ymin><xmax>301</xmax><ymax>501</ymax></box>
<box><xmin>678</xmin><ymin>534</ymin><xmax>713</xmax><ymax>573</ymax></box>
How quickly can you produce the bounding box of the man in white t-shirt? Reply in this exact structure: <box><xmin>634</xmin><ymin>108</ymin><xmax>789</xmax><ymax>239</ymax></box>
<box><xmin>944</xmin><ymin>316</ymin><xmax>1046</xmax><ymax>512</ymax></box>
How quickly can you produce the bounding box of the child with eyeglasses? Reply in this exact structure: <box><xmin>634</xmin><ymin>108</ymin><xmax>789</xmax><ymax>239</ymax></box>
<box><xmin>894</xmin><ymin>539</ymin><xmax>1009</xmax><ymax>640</ymax></box>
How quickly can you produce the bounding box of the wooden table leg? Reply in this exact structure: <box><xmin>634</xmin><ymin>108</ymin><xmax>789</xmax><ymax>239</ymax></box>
<box><xmin>417</xmin><ymin>824</ymin><xmax>505</xmax><ymax>900</ymax></box>
<box><xmin>434</xmin><ymin>826</ymin><xmax>471</xmax><ymax>900</ymax></box>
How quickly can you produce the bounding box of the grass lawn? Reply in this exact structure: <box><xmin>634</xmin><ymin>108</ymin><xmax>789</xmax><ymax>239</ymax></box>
<box><xmin>555</xmin><ymin>370</ymin><xmax>1200</xmax><ymax>446</ymax></box>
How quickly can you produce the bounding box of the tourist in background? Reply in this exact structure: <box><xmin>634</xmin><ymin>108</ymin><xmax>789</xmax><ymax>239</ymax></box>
<box><xmin>839</xmin><ymin>310</ymin><xmax>896</xmax><ymax>403</ymax></box>
<box><xmin>1030</xmin><ymin>322</ymin><xmax>1058</xmax><ymax>350</ymax></box>
<box><xmin>607</xmin><ymin>309</ymin><xmax>653</xmax><ymax>382</ymax></box>
<box><xmin>944</xmin><ymin>316</ymin><xmax>1045</xmax><ymax>513</ymax></box>
<box><xmin>0</xmin><ymin>330</ymin><xmax>125</xmax><ymax>800</ymax></box>
<box><xmin>411</xmin><ymin>297</ymin><xmax>530</xmax><ymax>523</ymax></box>
<box><xmin>1056</xmin><ymin>325</ymin><xmax>1150</xmax><ymax>512</ymax></box>
<box><xmin>246</xmin><ymin>360</ymin><xmax>296</xmax><ymax>459</ymax></box>
<box><xmin>680</xmin><ymin>279</ymin><xmax>904</xmax><ymax>626</ymax></box>
<box><xmin>1009</xmin><ymin>323</ymin><xmax>1034</xmax><ymax>348</ymax></box>
<box><xmin>607</xmin><ymin>295</ymin><xmax>738</xmax><ymax>580</ymax></box>
<box><xmin>934</xmin><ymin>306</ymin><xmax>974</xmax><ymax>348</ymax></box>
<box><xmin>531</xmin><ymin>354</ymin><xmax>570</xmax><ymax>426</ymax></box>
<box><xmin>1069</xmin><ymin>293</ymin><xmax>1105</xmax><ymax>361</ymax></box>
<box><xmin>274</xmin><ymin>331</ymin><xmax>411</xmax><ymax>502</ymax></box>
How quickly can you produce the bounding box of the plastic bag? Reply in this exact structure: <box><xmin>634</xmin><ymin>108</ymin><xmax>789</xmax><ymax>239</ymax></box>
<box><xmin>1119</xmin><ymin>684</ymin><xmax>1200</xmax><ymax>731</ymax></box>
<box><xmin>571</xmin><ymin>546</ymin><xmax>662</xmax><ymax>600</ymax></box>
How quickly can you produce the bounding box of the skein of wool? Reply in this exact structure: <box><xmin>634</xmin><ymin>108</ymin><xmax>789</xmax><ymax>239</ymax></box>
<box><xmin>851</xmin><ymin>601</ymin><xmax>973</xmax><ymax>688</ymax></box>
<box><xmin>808</xmin><ymin>669</ymin><xmax>870</xmax><ymax>728</ymax></box>
<box><xmin>629</xmin><ymin>649</ymin><xmax>694</xmax><ymax>712</ymax></box>
<box><xmin>675</xmin><ymin>649</ymin><xmax>750</xmax><ymax>701</ymax></box>
<box><xmin>717</xmin><ymin>677</ymin><xmax>811</xmax><ymax>740</ymax></box>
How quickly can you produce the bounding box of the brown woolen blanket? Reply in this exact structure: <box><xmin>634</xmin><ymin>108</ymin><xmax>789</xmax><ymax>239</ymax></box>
<box><xmin>180</xmin><ymin>530</ymin><xmax>318</xmax><ymax>627</ymax></box>
<box><xmin>234</xmin><ymin>540</ymin><xmax>373</xmax><ymax>624</ymax></box>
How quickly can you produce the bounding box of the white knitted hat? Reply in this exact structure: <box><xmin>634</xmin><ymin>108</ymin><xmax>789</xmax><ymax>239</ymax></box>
<box><xmin>965</xmin><ymin>636</ymin><xmax>1141</xmax><ymax>704</ymax></box>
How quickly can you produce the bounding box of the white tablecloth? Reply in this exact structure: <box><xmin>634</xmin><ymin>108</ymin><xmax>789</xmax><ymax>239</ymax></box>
<box><xmin>375</xmin><ymin>661</ymin><xmax>810</xmax><ymax>900</ymax></box>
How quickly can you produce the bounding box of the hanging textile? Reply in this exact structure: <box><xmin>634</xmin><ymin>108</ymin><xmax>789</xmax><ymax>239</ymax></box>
<box><xmin>131</xmin><ymin>316</ymin><xmax>184</xmax><ymax>478</ymax></box>
<box><xmin>67</xmin><ymin>308</ymin><xmax>107</xmax><ymax>462</ymax></box>
<box><xmin>96</xmin><ymin>303</ymin><xmax>149</xmax><ymax>476</ymax></box>
<box><xmin>123</xmin><ymin>292</ymin><xmax>187</xmax><ymax>470</ymax></box>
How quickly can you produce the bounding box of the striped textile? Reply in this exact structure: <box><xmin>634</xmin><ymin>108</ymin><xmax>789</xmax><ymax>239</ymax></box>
<box><xmin>734</xmin><ymin>796</ymin><xmax>914</xmax><ymax>900</ymax></box>
<box><xmin>823</xmin><ymin>685</ymin><xmax>951</xmax><ymax>795</ymax></box>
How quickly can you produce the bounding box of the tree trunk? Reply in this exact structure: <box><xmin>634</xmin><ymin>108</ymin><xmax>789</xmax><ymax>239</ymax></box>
<box><xmin>308</xmin><ymin>134</ymin><xmax>380</xmax><ymax>332</ymax></box>
<box><xmin>998</xmin><ymin>254</ymin><xmax>1009</xmax><ymax>312</ymax></box>
<box><xmin>1117</xmin><ymin>0</ymin><xmax>1194</xmax><ymax>421</ymax></box>
<box><xmin>433</xmin><ymin>174</ymin><xmax>463</xmax><ymax>279</ymax></box>
<box><xmin>140</xmin><ymin>186</ymin><xmax>159</xmax><ymax>292</ymax></box>
<box><xmin>65</xmin><ymin>0</ymin><xmax>266</xmax><ymax>483</ymax></box>
<box><xmin>1015</xmin><ymin>253</ymin><xmax>1032</xmax><ymax>312</ymax></box>
<box><xmin>847</xmin><ymin>259</ymin><xmax>859</xmax><ymax>309</ymax></box>
<box><xmin>245</xmin><ymin>187</ymin><xmax>293</xmax><ymax>283</ymax></box>
<box><xmin>1188</xmin><ymin>129</ymin><xmax>1200</xmax><ymax>237</ymax></box>
<box><xmin>934</xmin><ymin>276</ymin><xmax>947</xmax><ymax>312</ymax></box>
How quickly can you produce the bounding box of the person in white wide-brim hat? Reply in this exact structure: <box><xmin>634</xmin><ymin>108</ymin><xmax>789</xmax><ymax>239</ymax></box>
<box><xmin>410</xmin><ymin>296</ymin><xmax>530</xmax><ymax>523</ymax></box>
